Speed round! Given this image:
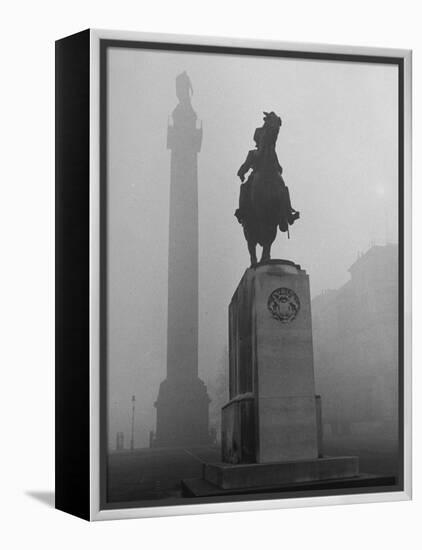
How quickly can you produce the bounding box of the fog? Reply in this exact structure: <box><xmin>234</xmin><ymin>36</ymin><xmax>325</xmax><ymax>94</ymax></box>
<box><xmin>106</xmin><ymin>47</ymin><xmax>398</xmax><ymax>448</ymax></box>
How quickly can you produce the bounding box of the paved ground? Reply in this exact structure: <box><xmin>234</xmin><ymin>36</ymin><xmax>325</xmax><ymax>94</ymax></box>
<box><xmin>323</xmin><ymin>434</ymin><xmax>399</xmax><ymax>476</ymax></box>
<box><xmin>107</xmin><ymin>446</ymin><xmax>220</xmax><ymax>503</ymax></box>
<box><xmin>107</xmin><ymin>439</ymin><xmax>399</xmax><ymax>503</ymax></box>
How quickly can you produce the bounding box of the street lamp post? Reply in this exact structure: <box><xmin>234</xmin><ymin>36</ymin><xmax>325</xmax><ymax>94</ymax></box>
<box><xmin>130</xmin><ymin>395</ymin><xmax>136</xmax><ymax>452</ymax></box>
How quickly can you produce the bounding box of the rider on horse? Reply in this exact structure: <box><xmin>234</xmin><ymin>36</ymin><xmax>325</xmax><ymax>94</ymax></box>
<box><xmin>235</xmin><ymin>112</ymin><xmax>300</xmax><ymax>233</ymax></box>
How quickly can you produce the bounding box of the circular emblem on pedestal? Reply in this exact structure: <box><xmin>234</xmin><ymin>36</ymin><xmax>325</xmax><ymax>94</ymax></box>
<box><xmin>267</xmin><ymin>287</ymin><xmax>300</xmax><ymax>323</ymax></box>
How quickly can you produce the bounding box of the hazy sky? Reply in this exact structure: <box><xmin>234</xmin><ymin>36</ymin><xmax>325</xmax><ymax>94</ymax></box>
<box><xmin>106</xmin><ymin>46</ymin><xmax>398</xmax><ymax>447</ymax></box>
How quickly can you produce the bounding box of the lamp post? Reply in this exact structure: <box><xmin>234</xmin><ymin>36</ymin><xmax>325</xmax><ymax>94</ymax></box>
<box><xmin>130</xmin><ymin>395</ymin><xmax>136</xmax><ymax>452</ymax></box>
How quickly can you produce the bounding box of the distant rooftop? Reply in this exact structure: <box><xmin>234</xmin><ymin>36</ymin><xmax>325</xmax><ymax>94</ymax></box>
<box><xmin>313</xmin><ymin>243</ymin><xmax>398</xmax><ymax>305</ymax></box>
<box><xmin>348</xmin><ymin>243</ymin><xmax>398</xmax><ymax>276</ymax></box>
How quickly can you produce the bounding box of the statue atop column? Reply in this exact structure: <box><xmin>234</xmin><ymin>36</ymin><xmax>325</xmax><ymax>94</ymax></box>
<box><xmin>234</xmin><ymin>112</ymin><xmax>300</xmax><ymax>266</ymax></box>
<box><xmin>167</xmin><ymin>71</ymin><xmax>202</xmax><ymax>148</ymax></box>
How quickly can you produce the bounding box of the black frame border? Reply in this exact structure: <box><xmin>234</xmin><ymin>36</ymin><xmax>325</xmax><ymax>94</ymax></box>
<box><xmin>55</xmin><ymin>29</ymin><xmax>91</xmax><ymax>520</ymax></box>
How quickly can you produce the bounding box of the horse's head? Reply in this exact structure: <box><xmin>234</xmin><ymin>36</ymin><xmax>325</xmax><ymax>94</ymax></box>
<box><xmin>262</xmin><ymin>111</ymin><xmax>282</xmax><ymax>147</ymax></box>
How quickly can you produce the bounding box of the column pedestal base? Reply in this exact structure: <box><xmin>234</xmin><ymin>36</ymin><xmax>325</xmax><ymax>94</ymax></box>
<box><xmin>182</xmin><ymin>468</ymin><xmax>394</xmax><ymax>498</ymax></box>
<box><xmin>204</xmin><ymin>455</ymin><xmax>359</xmax><ymax>489</ymax></box>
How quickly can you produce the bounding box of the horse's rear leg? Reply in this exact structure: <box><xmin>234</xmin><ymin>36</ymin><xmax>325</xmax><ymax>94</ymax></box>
<box><xmin>260</xmin><ymin>223</ymin><xmax>277</xmax><ymax>263</ymax></box>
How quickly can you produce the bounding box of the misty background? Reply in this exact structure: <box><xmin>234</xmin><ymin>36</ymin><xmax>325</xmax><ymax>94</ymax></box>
<box><xmin>106</xmin><ymin>47</ymin><xmax>398</xmax><ymax>449</ymax></box>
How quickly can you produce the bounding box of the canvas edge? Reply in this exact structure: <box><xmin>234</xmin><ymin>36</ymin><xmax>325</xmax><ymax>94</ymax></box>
<box><xmin>402</xmin><ymin>49</ymin><xmax>412</xmax><ymax>501</ymax></box>
<box><xmin>88</xmin><ymin>29</ymin><xmax>412</xmax><ymax>521</ymax></box>
<box><xmin>90</xmin><ymin>28</ymin><xmax>411</xmax><ymax>58</ymax></box>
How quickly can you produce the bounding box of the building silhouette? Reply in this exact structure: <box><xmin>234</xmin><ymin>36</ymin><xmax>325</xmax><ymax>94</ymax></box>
<box><xmin>312</xmin><ymin>244</ymin><xmax>399</xmax><ymax>442</ymax></box>
<box><xmin>153</xmin><ymin>72</ymin><xmax>210</xmax><ymax>448</ymax></box>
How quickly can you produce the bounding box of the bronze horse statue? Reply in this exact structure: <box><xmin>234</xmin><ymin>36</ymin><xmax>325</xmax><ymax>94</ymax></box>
<box><xmin>235</xmin><ymin>112</ymin><xmax>299</xmax><ymax>266</ymax></box>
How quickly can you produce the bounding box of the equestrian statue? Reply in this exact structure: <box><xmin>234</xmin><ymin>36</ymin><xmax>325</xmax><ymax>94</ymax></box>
<box><xmin>235</xmin><ymin>111</ymin><xmax>300</xmax><ymax>266</ymax></box>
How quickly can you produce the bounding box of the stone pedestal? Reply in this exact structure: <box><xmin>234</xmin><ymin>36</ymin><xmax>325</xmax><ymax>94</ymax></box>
<box><xmin>204</xmin><ymin>456</ymin><xmax>359</xmax><ymax>489</ymax></box>
<box><xmin>191</xmin><ymin>260</ymin><xmax>359</xmax><ymax>493</ymax></box>
<box><xmin>222</xmin><ymin>260</ymin><xmax>321</xmax><ymax>464</ymax></box>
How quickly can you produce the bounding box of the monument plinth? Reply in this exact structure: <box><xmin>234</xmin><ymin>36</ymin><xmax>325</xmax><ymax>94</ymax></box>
<box><xmin>223</xmin><ymin>260</ymin><xmax>321</xmax><ymax>464</ymax></box>
<box><xmin>209</xmin><ymin>260</ymin><xmax>359</xmax><ymax>486</ymax></box>
<box><xmin>183</xmin><ymin>260</ymin><xmax>359</xmax><ymax>495</ymax></box>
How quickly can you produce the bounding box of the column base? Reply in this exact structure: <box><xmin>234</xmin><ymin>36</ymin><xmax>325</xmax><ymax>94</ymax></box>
<box><xmin>153</xmin><ymin>376</ymin><xmax>211</xmax><ymax>448</ymax></box>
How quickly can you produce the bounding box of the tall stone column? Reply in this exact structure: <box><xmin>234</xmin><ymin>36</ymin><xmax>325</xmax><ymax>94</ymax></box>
<box><xmin>153</xmin><ymin>72</ymin><xmax>210</xmax><ymax>448</ymax></box>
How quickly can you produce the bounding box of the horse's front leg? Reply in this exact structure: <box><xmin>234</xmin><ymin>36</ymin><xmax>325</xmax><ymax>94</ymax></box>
<box><xmin>261</xmin><ymin>243</ymin><xmax>271</xmax><ymax>263</ymax></box>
